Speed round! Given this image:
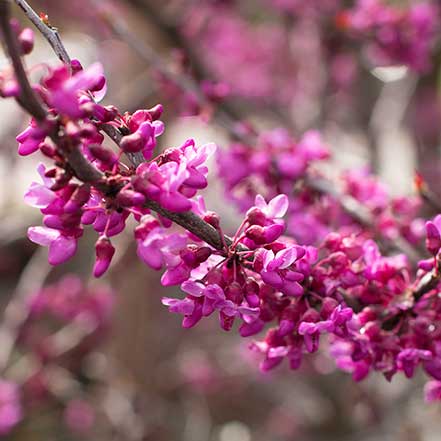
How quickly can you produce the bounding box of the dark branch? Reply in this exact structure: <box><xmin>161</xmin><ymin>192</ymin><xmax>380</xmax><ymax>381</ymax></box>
<box><xmin>13</xmin><ymin>0</ymin><xmax>71</xmax><ymax>64</ymax></box>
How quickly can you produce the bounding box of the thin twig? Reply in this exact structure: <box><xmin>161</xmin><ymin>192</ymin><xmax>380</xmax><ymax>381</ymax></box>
<box><xmin>0</xmin><ymin>247</ymin><xmax>51</xmax><ymax>372</ymax></box>
<box><xmin>7</xmin><ymin>1</ymin><xmax>425</xmax><ymax>265</ymax></box>
<box><xmin>93</xmin><ymin>0</ymin><xmax>252</xmax><ymax>144</ymax></box>
<box><xmin>114</xmin><ymin>0</ymin><xmax>425</xmax><ymax>263</ymax></box>
<box><xmin>13</xmin><ymin>0</ymin><xmax>71</xmax><ymax>64</ymax></box>
<box><xmin>2</xmin><ymin>0</ymin><xmax>228</xmax><ymax>252</ymax></box>
<box><xmin>307</xmin><ymin>177</ymin><xmax>423</xmax><ymax>263</ymax></box>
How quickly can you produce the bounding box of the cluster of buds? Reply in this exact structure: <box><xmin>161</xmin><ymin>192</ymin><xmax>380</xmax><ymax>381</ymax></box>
<box><xmin>7</xmin><ymin>45</ymin><xmax>215</xmax><ymax>277</ymax></box>
<box><xmin>337</xmin><ymin>0</ymin><xmax>440</xmax><ymax>71</ymax></box>
<box><xmin>218</xmin><ymin>129</ymin><xmax>424</xmax><ymax>247</ymax></box>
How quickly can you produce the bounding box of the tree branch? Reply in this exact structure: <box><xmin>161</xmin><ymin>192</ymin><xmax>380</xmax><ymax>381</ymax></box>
<box><xmin>13</xmin><ymin>0</ymin><xmax>71</xmax><ymax>64</ymax></box>
<box><xmin>1</xmin><ymin>0</ymin><xmax>228</xmax><ymax>252</ymax></box>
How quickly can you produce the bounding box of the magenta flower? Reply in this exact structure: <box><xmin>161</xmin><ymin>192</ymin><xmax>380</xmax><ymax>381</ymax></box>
<box><xmin>135</xmin><ymin>161</ymin><xmax>192</xmax><ymax>212</ymax></box>
<box><xmin>425</xmin><ymin>215</ymin><xmax>441</xmax><ymax>255</ymax></box>
<box><xmin>24</xmin><ymin>164</ymin><xmax>56</xmax><ymax>208</ymax></box>
<box><xmin>180</xmin><ymin>140</ymin><xmax>216</xmax><ymax>191</ymax></box>
<box><xmin>424</xmin><ymin>380</ymin><xmax>441</xmax><ymax>402</ymax></box>
<box><xmin>137</xmin><ymin>226</ymin><xmax>188</xmax><ymax>271</ymax></box>
<box><xmin>258</xmin><ymin>246</ymin><xmax>305</xmax><ymax>297</ymax></box>
<box><xmin>28</xmin><ymin>226</ymin><xmax>78</xmax><ymax>265</ymax></box>
<box><xmin>162</xmin><ymin>281</ymin><xmax>259</xmax><ymax>331</ymax></box>
<box><xmin>253</xmin><ymin>194</ymin><xmax>289</xmax><ymax>221</ymax></box>
<box><xmin>0</xmin><ymin>381</ymin><xmax>21</xmax><ymax>435</ymax></box>
<box><xmin>330</xmin><ymin>340</ymin><xmax>371</xmax><ymax>382</ymax></box>
<box><xmin>162</xmin><ymin>297</ymin><xmax>195</xmax><ymax>315</ymax></box>
<box><xmin>298</xmin><ymin>320</ymin><xmax>334</xmax><ymax>353</ymax></box>
<box><xmin>49</xmin><ymin>62</ymin><xmax>106</xmax><ymax>117</ymax></box>
<box><xmin>397</xmin><ymin>349</ymin><xmax>432</xmax><ymax>378</ymax></box>
<box><xmin>16</xmin><ymin>119</ymin><xmax>47</xmax><ymax>156</ymax></box>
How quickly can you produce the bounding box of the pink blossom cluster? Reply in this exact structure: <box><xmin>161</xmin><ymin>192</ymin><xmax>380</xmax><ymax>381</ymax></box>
<box><xmin>338</xmin><ymin>0</ymin><xmax>440</xmax><ymax>71</ymax></box>
<box><xmin>172</xmin><ymin>0</ymin><xmax>440</xmax><ymax>113</ymax></box>
<box><xmin>2</xmin><ymin>15</ymin><xmax>441</xmax><ymax>409</ymax></box>
<box><xmin>181</xmin><ymin>4</ymin><xmax>298</xmax><ymax>102</ymax></box>
<box><xmin>0</xmin><ymin>276</ymin><xmax>113</xmax><ymax>435</ymax></box>
<box><xmin>218</xmin><ymin>128</ymin><xmax>424</xmax><ymax>246</ymax></box>
<box><xmin>8</xmin><ymin>54</ymin><xmax>215</xmax><ymax>277</ymax></box>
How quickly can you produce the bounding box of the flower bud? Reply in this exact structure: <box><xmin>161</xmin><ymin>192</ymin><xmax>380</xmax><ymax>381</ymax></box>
<box><xmin>245</xmin><ymin>225</ymin><xmax>266</xmax><ymax>244</ymax></box>
<box><xmin>246</xmin><ymin>207</ymin><xmax>266</xmax><ymax>226</ymax></box>
<box><xmin>88</xmin><ymin>144</ymin><xmax>118</xmax><ymax>166</ymax></box>
<box><xmin>203</xmin><ymin>211</ymin><xmax>220</xmax><ymax>229</ymax></box>
<box><xmin>18</xmin><ymin>28</ymin><xmax>34</xmax><ymax>55</ymax></box>
<box><xmin>147</xmin><ymin>104</ymin><xmax>163</xmax><ymax>121</ymax></box>
<box><xmin>64</xmin><ymin>185</ymin><xmax>91</xmax><ymax>214</ymax></box>
<box><xmin>425</xmin><ymin>221</ymin><xmax>441</xmax><ymax>255</ymax></box>
<box><xmin>116</xmin><ymin>189</ymin><xmax>146</xmax><ymax>207</ymax></box>
<box><xmin>195</xmin><ymin>246</ymin><xmax>211</xmax><ymax>264</ymax></box>
<box><xmin>93</xmin><ymin>237</ymin><xmax>115</xmax><ymax>278</ymax></box>
<box><xmin>40</xmin><ymin>142</ymin><xmax>57</xmax><ymax>158</ymax></box>
<box><xmin>70</xmin><ymin>59</ymin><xmax>83</xmax><ymax>74</ymax></box>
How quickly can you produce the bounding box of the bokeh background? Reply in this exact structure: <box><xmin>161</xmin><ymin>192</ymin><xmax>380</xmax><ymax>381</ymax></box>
<box><xmin>1</xmin><ymin>0</ymin><xmax>441</xmax><ymax>440</ymax></box>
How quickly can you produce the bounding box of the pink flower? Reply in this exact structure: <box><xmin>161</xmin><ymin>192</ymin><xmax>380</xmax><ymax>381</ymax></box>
<box><xmin>49</xmin><ymin>62</ymin><xmax>106</xmax><ymax>118</ymax></box>
<box><xmin>258</xmin><ymin>247</ymin><xmax>305</xmax><ymax>297</ymax></box>
<box><xmin>16</xmin><ymin>120</ymin><xmax>47</xmax><ymax>156</ymax></box>
<box><xmin>253</xmin><ymin>194</ymin><xmax>289</xmax><ymax>221</ymax></box>
<box><xmin>0</xmin><ymin>381</ymin><xmax>21</xmax><ymax>435</ymax></box>
<box><xmin>397</xmin><ymin>349</ymin><xmax>432</xmax><ymax>378</ymax></box>
<box><xmin>24</xmin><ymin>164</ymin><xmax>56</xmax><ymax>208</ymax></box>
<box><xmin>298</xmin><ymin>320</ymin><xmax>334</xmax><ymax>353</ymax></box>
<box><xmin>63</xmin><ymin>399</ymin><xmax>95</xmax><ymax>433</ymax></box>
<box><xmin>28</xmin><ymin>226</ymin><xmax>78</xmax><ymax>265</ymax></box>
<box><xmin>424</xmin><ymin>380</ymin><xmax>441</xmax><ymax>402</ymax></box>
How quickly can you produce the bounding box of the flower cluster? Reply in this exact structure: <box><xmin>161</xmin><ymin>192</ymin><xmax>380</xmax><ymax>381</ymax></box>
<box><xmin>338</xmin><ymin>0</ymin><xmax>440</xmax><ymax>71</ymax></box>
<box><xmin>218</xmin><ymin>129</ymin><xmax>424</xmax><ymax>247</ymax></box>
<box><xmin>161</xmin><ymin>194</ymin><xmax>294</xmax><ymax>331</ymax></box>
<box><xmin>2</xmin><ymin>10</ymin><xmax>441</xmax><ymax>408</ymax></box>
<box><xmin>10</xmin><ymin>50</ymin><xmax>215</xmax><ymax>277</ymax></box>
<box><xmin>181</xmin><ymin>4</ymin><xmax>298</xmax><ymax>103</ymax></box>
<box><xmin>0</xmin><ymin>276</ymin><xmax>113</xmax><ymax>436</ymax></box>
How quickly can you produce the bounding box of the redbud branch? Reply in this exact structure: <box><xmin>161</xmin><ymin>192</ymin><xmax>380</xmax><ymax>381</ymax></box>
<box><xmin>6</xmin><ymin>0</ymin><xmax>423</xmax><ymax>264</ymax></box>
<box><xmin>13</xmin><ymin>0</ymin><xmax>71</xmax><ymax>64</ymax></box>
<box><xmin>6</xmin><ymin>0</ymin><xmax>232</xmax><ymax>250</ymax></box>
<box><xmin>0</xmin><ymin>2</ymin><xmax>108</xmax><ymax>185</ymax></box>
<box><xmin>307</xmin><ymin>177</ymin><xmax>424</xmax><ymax>263</ymax></box>
<box><xmin>11</xmin><ymin>0</ymin><xmax>132</xmax><ymax>166</ymax></box>
<box><xmin>113</xmin><ymin>0</ymin><xmax>425</xmax><ymax>264</ymax></box>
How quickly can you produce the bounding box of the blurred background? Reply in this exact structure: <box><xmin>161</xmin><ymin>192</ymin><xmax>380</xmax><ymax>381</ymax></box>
<box><xmin>1</xmin><ymin>0</ymin><xmax>441</xmax><ymax>439</ymax></box>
